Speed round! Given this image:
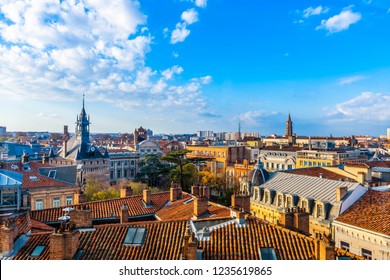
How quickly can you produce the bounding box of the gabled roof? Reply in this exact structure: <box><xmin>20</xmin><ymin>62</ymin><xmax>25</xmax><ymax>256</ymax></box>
<box><xmin>155</xmin><ymin>193</ymin><xmax>232</xmax><ymax>221</ymax></box>
<box><xmin>1</xmin><ymin>161</ymin><xmax>75</xmax><ymax>189</ymax></box>
<box><xmin>335</xmin><ymin>190</ymin><xmax>390</xmax><ymax>236</ymax></box>
<box><xmin>31</xmin><ymin>192</ymin><xmax>171</xmax><ymax>223</ymax></box>
<box><xmin>12</xmin><ymin>220</ymin><xmax>188</xmax><ymax>260</ymax></box>
<box><xmin>199</xmin><ymin>216</ymin><xmax>316</xmax><ymax>260</ymax></box>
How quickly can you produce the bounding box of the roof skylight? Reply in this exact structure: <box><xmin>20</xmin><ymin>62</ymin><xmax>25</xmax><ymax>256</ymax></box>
<box><xmin>124</xmin><ymin>227</ymin><xmax>146</xmax><ymax>246</ymax></box>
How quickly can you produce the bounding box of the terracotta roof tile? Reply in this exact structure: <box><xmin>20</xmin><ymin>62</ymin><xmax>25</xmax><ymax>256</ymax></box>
<box><xmin>199</xmin><ymin>217</ymin><xmax>316</xmax><ymax>260</ymax></box>
<box><xmin>13</xmin><ymin>220</ymin><xmax>188</xmax><ymax>260</ymax></box>
<box><xmin>155</xmin><ymin>193</ymin><xmax>231</xmax><ymax>221</ymax></box>
<box><xmin>284</xmin><ymin>167</ymin><xmax>356</xmax><ymax>182</ymax></box>
<box><xmin>31</xmin><ymin>192</ymin><xmax>170</xmax><ymax>223</ymax></box>
<box><xmin>336</xmin><ymin>190</ymin><xmax>390</xmax><ymax>236</ymax></box>
<box><xmin>2</xmin><ymin>161</ymin><xmax>74</xmax><ymax>189</ymax></box>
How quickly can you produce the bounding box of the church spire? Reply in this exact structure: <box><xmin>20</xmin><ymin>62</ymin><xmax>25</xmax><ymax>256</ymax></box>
<box><xmin>285</xmin><ymin>112</ymin><xmax>293</xmax><ymax>137</ymax></box>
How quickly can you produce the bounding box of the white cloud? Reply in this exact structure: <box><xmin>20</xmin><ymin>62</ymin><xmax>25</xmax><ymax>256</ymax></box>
<box><xmin>238</xmin><ymin>110</ymin><xmax>278</xmax><ymax>126</ymax></box>
<box><xmin>337</xmin><ymin>75</ymin><xmax>366</xmax><ymax>85</ymax></box>
<box><xmin>162</xmin><ymin>65</ymin><xmax>184</xmax><ymax>80</ymax></box>
<box><xmin>194</xmin><ymin>0</ymin><xmax>207</xmax><ymax>8</ymax></box>
<box><xmin>163</xmin><ymin>27</ymin><xmax>169</xmax><ymax>38</ymax></box>
<box><xmin>170</xmin><ymin>22</ymin><xmax>190</xmax><ymax>44</ymax></box>
<box><xmin>0</xmin><ymin>0</ymin><xmax>211</xmax><ymax>114</ymax></box>
<box><xmin>172</xmin><ymin>51</ymin><xmax>179</xmax><ymax>58</ymax></box>
<box><xmin>330</xmin><ymin>92</ymin><xmax>390</xmax><ymax>121</ymax></box>
<box><xmin>316</xmin><ymin>7</ymin><xmax>362</xmax><ymax>33</ymax></box>
<box><xmin>181</xmin><ymin>8</ymin><xmax>198</xmax><ymax>25</ymax></box>
<box><xmin>303</xmin><ymin>6</ymin><xmax>329</xmax><ymax>18</ymax></box>
<box><xmin>35</xmin><ymin>113</ymin><xmax>60</xmax><ymax>119</ymax></box>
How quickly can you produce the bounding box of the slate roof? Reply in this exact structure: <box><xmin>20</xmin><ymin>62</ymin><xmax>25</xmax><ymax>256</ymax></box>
<box><xmin>335</xmin><ymin>190</ymin><xmax>390</xmax><ymax>236</ymax></box>
<box><xmin>31</xmin><ymin>192</ymin><xmax>171</xmax><ymax>223</ymax></box>
<box><xmin>257</xmin><ymin>172</ymin><xmax>360</xmax><ymax>204</ymax></box>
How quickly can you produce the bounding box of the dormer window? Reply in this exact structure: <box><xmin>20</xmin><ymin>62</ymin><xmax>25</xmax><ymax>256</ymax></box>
<box><xmin>48</xmin><ymin>170</ymin><xmax>56</xmax><ymax>179</ymax></box>
<box><xmin>264</xmin><ymin>192</ymin><xmax>269</xmax><ymax>204</ymax></box>
<box><xmin>316</xmin><ymin>203</ymin><xmax>324</xmax><ymax>218</ymax></box>
<box><xmin>277</xmin><ymin>194</ymin><xmax>283</xmax><ymax>207</ymax></box>
<box><xmin>286</xmin><ymin>196</ymin><xmax>292</xmax><ymax>208</ymax></box>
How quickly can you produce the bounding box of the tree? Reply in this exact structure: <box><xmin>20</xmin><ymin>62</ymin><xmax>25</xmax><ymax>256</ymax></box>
<box><xmin>161</xmin><ymin>149</ymin><xmax>191</xmax><ymax>191</ymax></box>
<box><xmin>135</xmin><ymin>154</ymin><xmax>170</xmax><ymax>189</ymax></box>
<box><xmin>169</xmin><ymin>163</ymin><xmax>199</xmax><ymax>190</ymax></box>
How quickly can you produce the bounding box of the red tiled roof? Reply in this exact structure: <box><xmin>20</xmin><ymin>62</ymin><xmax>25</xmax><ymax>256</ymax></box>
<box><xmin>31</xmin><ymin>192</ymin><xmax>171</xmax><ymax>223</ymax></box>
<box><xmin>344</xmin><ymin>161</ymin><xmax>390</xmax><ymax>169</ymax></box>
<box><xmin>260</xmin><ymin>145</ymin><xmax>303</xmax><ymax>152</ymax></box>
<box><xmin>30</xmin><ymin>219</ymin><xmax>54</xmax><ymax>234</ymax></box>
<box><xmin>336</xmin><ymin>190</ymin><xmax>390</xmax><ymax>236</ymax></box>
<box><xmin>200</xmin><ymin>217</ymin><xmax>316</xmax><ymax>260</ymax></box>
<box><xmin>335</xmin><ymin>248</ymin><xmax>365</xmax><ymax>260</ymax></box>
<box><xmin>12</xmin><ymin>220</ymin><xmax>188</xmax><ymax>260</ymax></box>
<box><xmin>2</xmin><ymin>161</ymin><xmax>74</xmax><ymax>189</ymax></box>
<box><xmin>155</xmin><ymin>193</ymin><xmax>232</xmax><ymax>221</ymax></box>
<box><xmin>284</xmin><ymin>167</ymin><xmax>356</xmax><ymax>182</ymax></box>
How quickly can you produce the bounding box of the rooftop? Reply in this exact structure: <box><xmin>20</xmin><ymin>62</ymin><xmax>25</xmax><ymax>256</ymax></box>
<box><xmin>336</xmin><ymin>190</ymin><xmax>390</xmax><ymax>236</ymax></box>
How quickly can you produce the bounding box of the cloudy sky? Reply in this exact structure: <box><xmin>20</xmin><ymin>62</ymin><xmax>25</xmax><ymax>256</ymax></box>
<box><xmin>0</xmin><ymin>0</ymin><xmax>389</xmax><ymax>136</ymax></box>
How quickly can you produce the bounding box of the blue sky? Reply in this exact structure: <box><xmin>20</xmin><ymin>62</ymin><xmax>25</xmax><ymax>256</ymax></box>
<box><xmin>0</xmin><ymin>0</ymin><xmax>389</xmax><ymax>137</ymax></box>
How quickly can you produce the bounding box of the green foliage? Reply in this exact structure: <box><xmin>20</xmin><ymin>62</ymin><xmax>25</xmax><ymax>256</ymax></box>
<box><xmin>134</xmin><ymin>154</ymin><xmax>171</xmax><ymax>189</ymax></box>
<box><xmin>85</xmin><ymin>175</ymin><xmax>118</xmax><ymax>202</ymax></box>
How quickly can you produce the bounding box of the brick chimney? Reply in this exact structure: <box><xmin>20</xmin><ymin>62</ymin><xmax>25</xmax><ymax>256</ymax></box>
<box><xmin>50</xmin><ymin>225</ymin><xmax>79</xmax><ymax>260</ymax></box>
<box><xmin>279</xmin><ymin>208</ymin><xmax>294</xmax><ymax>230</ymax></box>
<box><xmin>143</xmin><ymin>189</ymin><xmax>151</xmax><ymax>206</ymax></box>
<box><xmin>293</xmin><ymin>208</ymin><xmax>310</xmax><ymax>235</ymax></box>
<box><xmin>191</xmin><ymin>185</ymin><xmax>199</xmax><ymax>196</ymax></box>
<box><xmin>314</xmin><ymin>236</ymin><xmax>335</xmax><ymax>260</ymax></box>
<box><xmin>336</xmin><ymin>186</ymin><xmax>348</xmax><ymax>202</ymax></box>
<box><xmin>231</xmin><ymin>193</ymin><xmax>250</xmax><ymax>214</ymax></box>
<box><xmin>120</xmin><ymin>204</ymin><xmax>129</xmax><ymax>224</ymax></box>
<box><xmin>69</xmin><ymin>208</ymin><xmax>92</xmax><ymax>228</ymax></box>
<box><xmin>21</xmin><ymin>152</ymin><xmax>29</xmax><ymax>164</ymax></box>
<box><xmin>42</xmin><ymin>154</ymin><xmax>49</xmax><ymax>164</ymax></box>
<box><xmin>200</xmin><ymin>186</ymin><xmax>210</xmax><ymax>199</ymax></box>
<box><xmin>74</xmin><ymin>190</ymin><xmax>86</xmax><ymax>204</ymax></box>
<box><xmin>0</xmin><ymin>218</ymin><xmax>18</xmax><ymax>257</ymax></box>
<box><xmin>182</xmin><ymin>228</ymin><xmax>200</xmax><ymax>260</ymax></box>
<box><xmin>170</xmin><ymin>182</ymin><xmax>179</xmax><ymax>202</ymax></box>
<box><xmin>193</xmin><ymin>186</ymin><xmax>209</xmax><ymax>218</ymax></box>
<box><xmin>120</xmin><ymin>186</ymin><xmax>133</xmax><ymax>198</ymax></box>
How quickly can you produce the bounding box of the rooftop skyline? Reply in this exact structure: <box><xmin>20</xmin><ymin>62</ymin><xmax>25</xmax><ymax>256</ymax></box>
<box><xmin>0</xmin><ymin>1</ymin><xmax>390</xmax><ymax>136</ymax></box>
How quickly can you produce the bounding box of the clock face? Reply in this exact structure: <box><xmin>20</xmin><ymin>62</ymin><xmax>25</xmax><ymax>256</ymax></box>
<box><xmin>90</xmin><ymin>147</ymin><xmax>95</xmax><ymax>152</ymax></box>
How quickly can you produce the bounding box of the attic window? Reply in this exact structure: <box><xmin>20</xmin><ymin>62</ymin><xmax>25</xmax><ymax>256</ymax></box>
<box><xmin>259</xmin><ymin>247</ymin><xmax>277</xmax><ymax>260</ymax></box>
<box><xmin>183</xmin><ymin>198</ymin><xmax>194</xmax><ymax>205</ymax></box>
<box><xmin>124</xmin><ymin>228</ymin><xmax>146</xmax><ymax>246</ymax></box>
<box><xmin>48</xmin><ymin>170</ymin><xmax>56</xmax><ymax>179</ymax></box>
<box><xmin>31</xmin><ymin>245</ymin><xmax>46</xmax><ymax>257</ymax></box>
<box><xmin>29</xmin><ymin>176</ymin><xmax>39</xmax><ymax>181</ymax></box>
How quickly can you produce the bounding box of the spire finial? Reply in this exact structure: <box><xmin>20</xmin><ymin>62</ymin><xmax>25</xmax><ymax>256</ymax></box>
<box><xmin>83</xmin><ymin>93</ymin><xmax>85</xmax><ymax>110</ymax></box>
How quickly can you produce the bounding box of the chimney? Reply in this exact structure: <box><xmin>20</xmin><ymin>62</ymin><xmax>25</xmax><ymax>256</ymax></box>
<box><xmin>231</xmin><ymin>193</ymin><xmax>250</xmax><ymax>214</ymax></box>
<box><xmin>194</xmin><ymin>196</ymin><xmax>209</xmax><ymax>218</ymax></box>
<box><xmin>231</xmin><ymin>208</ymin><xmax>246</xmax><ymax>225</ymax></box>
<box><xmin>21</xmin><ymin>152</ymin><xmax>29</xmax><ymax>164</ymax></box>
<box><xmin>22</xmin><ymin>191</ymin><xmax>31</xmax><ymax>209</ymax></box>
<box><xmin>293</xmin><ymin>208</ymin><xmax>310</xmax><ymax>235</ymax></box>
<box><xmin>120</xmin><ymin>186</ymin><xmax>133</xmax><ymax>198</ymax></box>
<box><xmin>357</xmin><ymin>172</ymin><xmax>365</xmax><ymax>184</ymax></box>
<box><xmin>50</xmin><ymin>225</ymin><xmax>79</xmax><ymax>260</ymax></box>
<box><xmin>319</xmin><ymin>173</ymin><xmax>323</xmax><ymax>179</ymax></box>
<box><xmin>143</xmin><ymin>189</ymin><xmax>151</xmax><ymax>206</ymax></box>
<box><xmin>279</xmin><ymin>208</ymin><xmax>294</xmax><ymax>230</ymax></box>
<box><xmin>120</xmin><ymin>204</ymin><xmax>129</xmax><ymax>224</ymax></box>
<box><xmin>200</xmin><ymin>186</ymin><xmax>210</xmax><ymax>199</ymax></box>
<box><xmin>0</xmin><ymin>218</ymin><xmax>18</xmax><ymax>257</ymax></box>
<box><xmin>336</xmin><ymin>186</ymin><xmax>348</xmax><ymax>202</ymax></box>
<box><xmin>191</xmin><ymin>185</ymin><xmax>199</xmax><ymax>196</ymax></box>
<box><xmin>74</xmin><ymin>190</ymin><xmax>86</xmax><ymax>204</ymax></box>
<box><xmin>182</xmin><ymin>231</ymin><xmax>200</xmax><ymax>260</ymax></box>
<box><xmin>69</xmin><ymin>208</ymin><xmax>92</xmax><ymax>228</ymax></box>
<box><xmin>314</xmin><ymin>237</ymin><xmax>335</xmax><ymax>260</ymax></box>
<box><xmin>42</xmin><ymin>154</ymin><xmax>49</xmax><ymax>164</ymax></box>
<box><xmin>170</xmin><ymin>182</ymin><xmax>179</xmax><ymax>202</ymax></box>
